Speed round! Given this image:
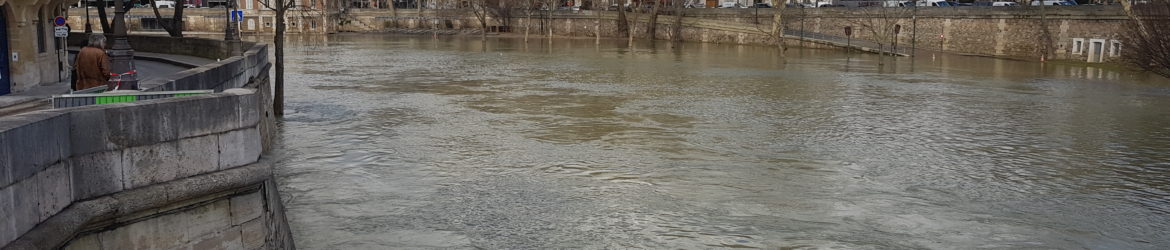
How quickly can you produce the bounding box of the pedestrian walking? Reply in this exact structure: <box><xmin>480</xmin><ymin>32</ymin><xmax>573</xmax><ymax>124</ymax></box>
<box><xmin>73</xmin><ymin>34</ymin><xmax>110</xmax><ymax>91</ymax></box>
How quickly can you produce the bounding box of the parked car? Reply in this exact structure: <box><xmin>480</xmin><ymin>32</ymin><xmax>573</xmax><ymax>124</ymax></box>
<box><xmin>719</xmin><ymin>2</ymin><xmax>739</xmax><ymax>8</ymax></box>
<box><xmin>753</xmin><ymin>3</ymin><xmax>771</xmax><ymax>8</ymax></box>
<box><xmin>991</xmin><ymin>1</ymin><xmax>1017</xmax><ymax>6</ymax></box>
<box><xmin>155</xmin><ymin>0</ymin><xmax>175</xmax><ymax>8</ymax></box>
<box><xmin>1031</xmin><ymin>0</ymin><xmax>1076</xmax><ymax>5</ymax></box>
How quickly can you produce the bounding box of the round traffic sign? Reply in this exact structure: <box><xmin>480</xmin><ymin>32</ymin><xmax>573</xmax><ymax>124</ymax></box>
<box><xmin>54</xmin><ymin>16</ymin><xmax>66</xmax><ymax>26</ymax></box>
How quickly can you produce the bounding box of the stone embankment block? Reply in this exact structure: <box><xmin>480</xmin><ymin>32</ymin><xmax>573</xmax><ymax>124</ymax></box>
<box><xmin>70</xmin><ymin>151</ymin><xmax>125</xmax><ymax>200</ymax></box>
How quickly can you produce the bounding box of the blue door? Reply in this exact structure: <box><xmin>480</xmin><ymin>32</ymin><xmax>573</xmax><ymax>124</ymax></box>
<box><xmin>0</xmin><ymin>5</ymin><xmax>9</xmax><ymax>95</ymax></box>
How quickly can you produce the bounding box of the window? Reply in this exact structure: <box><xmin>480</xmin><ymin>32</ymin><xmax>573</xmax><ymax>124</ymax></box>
<box><xmin>37</xmin><ymin>8</ymin><xmax>47</xmax><ymax>53</ymax></box>
<box><xmin>1110</xmin><ymin>40</ymin><xmax>1121</xmax><ymax>57</ymax></box>
<box><xmin>1071</xmin><ymin>38</ymin><xmax>1084</xmax><ymax>55</ymax></box>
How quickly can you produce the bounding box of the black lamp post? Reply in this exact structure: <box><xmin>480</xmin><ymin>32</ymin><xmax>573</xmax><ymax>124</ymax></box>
<box><xmin>85</xmin><ymin>0</ymin><xmax>93</xmax><ymax>34</ymax></box>
<box><xmin>109</xmin><ymin>0</ymin><xmax>138</xmax><ymax>90</ymax></box>
<box><xmin>225</xmin><ymin>0</ymin><xmax>240</xmax><ymax>41</ymax></box>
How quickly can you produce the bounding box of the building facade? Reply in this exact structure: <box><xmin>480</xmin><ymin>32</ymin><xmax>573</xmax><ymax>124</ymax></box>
<box><xmin>1</xmin><ymin>0</ymin><xmax>72</xmax><ymax>95</ymax></box>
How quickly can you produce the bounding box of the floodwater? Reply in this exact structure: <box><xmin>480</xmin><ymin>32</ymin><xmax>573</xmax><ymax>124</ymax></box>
<box><xmin>270</xmin><ymin>34</ymin><xmax>1170</xmax><ymax>249</ymax></box>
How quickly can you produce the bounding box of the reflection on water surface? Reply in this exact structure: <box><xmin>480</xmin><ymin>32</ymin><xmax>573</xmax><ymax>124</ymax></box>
<box><xmin>270</xmin><ymin>34</ymin><xmax>1170</xmax><ymax>249</ymax></box>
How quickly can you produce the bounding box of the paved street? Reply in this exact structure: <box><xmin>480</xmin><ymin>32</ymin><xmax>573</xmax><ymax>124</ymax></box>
<box><xmin>0</xmin><ymin>56</ymin><xmax>202</xmax><ymax>115</ymax></box>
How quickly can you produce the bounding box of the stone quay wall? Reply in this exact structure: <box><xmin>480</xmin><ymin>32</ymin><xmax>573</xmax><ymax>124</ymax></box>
<box><xmin>767</xmin><ymin>6</ymin><xmax>1129</xmax><ymax>62</ymax></box>
<box><xmin>67</xmin><ymin>34</ymin><xmax>268</xmax><ymax>92</ymax></box>
<box><xmin>338</xmin><ymin>7</ymin><xmax>1128</xmax><ymax>62</ymax></box>
<box><xmin>0</xmin><ymin>36</ymin><xmax>292</xmax><ymax>249</ymax></box>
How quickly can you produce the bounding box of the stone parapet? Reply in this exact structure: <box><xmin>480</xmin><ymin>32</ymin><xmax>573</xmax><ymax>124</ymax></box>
<box><xmin>0</xmin><ymin>35</ymin><xmax>288</xmax><ymax>249</ymax></box>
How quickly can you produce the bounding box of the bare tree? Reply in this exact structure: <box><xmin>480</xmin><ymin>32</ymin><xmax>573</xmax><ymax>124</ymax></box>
<box><xmin>1031</xmin><ymin>0</ymin><xmax>1054</xmax><ymax>61</ymax></box>
<box><xmin>595</xmin><ymin>0</ymin><xmax>603</xmax><ymax>44</ymax></box>
<box><xmin>770</xmin><ymin>2</ymin><xmax>785</xmax><ymax>51</ymax></box>
<box><xmin>748</xmin><ymin>3</ymin><xmax>785</xmax><ymax>51</ymax></box>
<box><xmin>1120</xmin><ymin>0</ymin><xmax>1170</xmax><ymax>78</ymax></box>
<box><xmin>669</xmin><ymin>0</ymin><xmax>683</xmax><ymax>43</ymax></box>
<box><xmin>485</xmin><ymin>0</ymin><xmax>516</xmax><ymax>28</ymax></box>
<box><xmin>850</xmin><ymin>6</ymin><xmax>910</xmax><ymax>57</ymax></box>
<box><xmin>615</xmin><ymin>0</ymin><xmax>629</xmax><ymax>37</ymax></box>
<box><xmin>646</xmin><ymin>0</ymin><xmax>660</xmax><ymax>38</ymax></box>
<box><xmin>469</xmin><ymin>0</ymin><xmax>490</xmax><ymax>38</ymax></box>
<box><xmin>546</xmin><ymin>0</ymin><xmax>554</xmax><ymax>39</ymax></box>
<box><xmin>149</xmin><ymin>0</ymin><xmax>186</xmax><ymax>37</ymax></box>
<box><xmin>628</xmin><ymin>0</ymin><xmax>641</xmax><ymax>46</ymax></box>
<box><xmin>258</xmin><ymin>0</ymin><xmax>298</xmax><ymax>116</ymax></box>
<box><xmin>524</xmin><ymin>0</ymin><xmax>534</xmax><ymax>42</ymax></box>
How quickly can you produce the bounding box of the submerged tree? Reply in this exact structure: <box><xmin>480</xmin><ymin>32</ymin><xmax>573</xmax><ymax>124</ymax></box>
<box><xmin>470</xmin><ymin>0</ymin><xmax>490</xmax><ymax>38</ymax></box>
<box><xmin>259</xmin><ymin>0</ymin><xmax>298</xmax><ymax>116</ymax></box>
<box><xmin>1120</xmin><ymin>0</ymin><xmax>1170</xmax><ymax>78</ymax></box>
<box><xmin>850</xmin><ymin>5</ymin><xmax>910</xmax><ymax>57</ymax></box>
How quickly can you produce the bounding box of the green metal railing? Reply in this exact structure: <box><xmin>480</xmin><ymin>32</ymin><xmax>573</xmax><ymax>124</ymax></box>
<box><xmin>52</xmin><ymin>90</ymin><xmax>214</xmax><ymax>108</ymax></box>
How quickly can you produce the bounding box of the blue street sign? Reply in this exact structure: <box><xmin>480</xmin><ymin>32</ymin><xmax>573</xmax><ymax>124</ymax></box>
<box><xmin>54</xmin><ymin>16</ymin><xmax>66</xmax><ymax>26</ymax></box>
<box><xmin>232</xmin><ymin>11</ymin><xmax>244</xmax><ymax>22</ymax></box>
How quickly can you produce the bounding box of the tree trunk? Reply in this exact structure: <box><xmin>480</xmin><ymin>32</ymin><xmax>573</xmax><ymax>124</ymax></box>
<box><xmin>149</xmin><ymin>0</ymin><xmax>184</xmax><ymax>37</ymax></box>
<box><xmin>671</xmin><ymin>0</ymin><xmax>682</xmax><ymax>43</ymax></box>
<box><xmin>771</xmin><ymin>1</ymin><xmax>784</xmax><ymax>51</ymax></box>
<box><xmin>525</xmin><ymin>5</ymin><xmax>532</xmax><ymax>43</ymax></box>
<box><xmin>172</xmin><ymin>0</ymin><xmax>185</xmax><ymax>37</ymax></box>
<box><xmin>274</xmin><ymin>7</ymin><xmax>287</xmax><ymax>117</ymax></box>
<box><xmin>595</xmin><ymin>0</ymin><xmax>601</xmax><ymax>45</ymax></box>
<box><xmin>616</xmin><ymin>1</ymin><xmax>628</xmax><ymax>37</ymax></box>
<box><xmin>546</xmin><ymin>0</ymin><xmax>553</xmax><ymax>39</ymax></box>
<box><xmin>629</xmin><ymin>4</ymin><xmax>639</xmax><ymax>46</ymax></box>
<box><xmin>97</xmin><ymin>0</ymin><xmax>112</xmax><ymax>34</ymax></box>
<box><xmin>647</xmin><ymin>0</ymin><xmax>660</xmax><ymax>39</ymax></box>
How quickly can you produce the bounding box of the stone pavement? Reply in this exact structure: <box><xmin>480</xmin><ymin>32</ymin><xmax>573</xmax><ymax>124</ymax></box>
<box><xmin>0</xmin><ymin>50</ymin><xmax>215</xmax><ymax>115</ymax></box>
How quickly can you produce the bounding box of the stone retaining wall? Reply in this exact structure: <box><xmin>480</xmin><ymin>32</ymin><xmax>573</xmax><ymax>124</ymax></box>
<box><xmin>67</xmin><ymin>34</ymin><xmax>269</xmax><ymax>91</ymax></box>
<box><xmin>339</xmin><ymin>7</ymin><xmax>1129</xmax><ymax>62</ymax></box>
<box><xmin>0</xmin><ymin>37</ymin><xmax>289</xmax><ymax>249</ymax></box>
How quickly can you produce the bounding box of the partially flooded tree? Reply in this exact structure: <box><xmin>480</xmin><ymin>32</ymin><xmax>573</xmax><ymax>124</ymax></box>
<box><xmin>850</xmin><ymin>6</ymin><xmax>910</xmax><ymax>57</ymax></box>
<box><xmin>1120</xmin><ymin>0</ymin><xmax>1170</xmax><ymax>78</ymax></box>
<box><xmin>1029</xmin><ymin>0</ymin><xmax>1054</xmax><ymax>61</ymax></box>
<box><xmin>259</xmin><ymin>0</ymin><xmax>298</xmax><ymax>116</ymax></box>
<box><xmin>646</xmin><ymin>0</ymin><xmax>661</xmax><ymax>39</ymax></box>
<box><xmin>485</xmin><ymin>0</ymin><xmax>517</xmax><ymax>28</ymax></box>
<box><xmin>595</xmin><ymin>0</ymin><xmax>603</xmax><ymax>44</ymax></box>
<box><xmin>770</xmin><ymin>2</ymin><xmax>785</xmax><ymax>51</ymax></box>
<box><xmin>750</xmin><ymin>2</ymin><xmax>786</xmax><ymax>52</ymax></box>
<box><xmin>670</xmin><ymin>0</ymin><xmax>683</xmax><ymax>43</ymax></box>
<box><xmin>524</xmin><ymin>0</ymin><xmax>535</xmax><ymax>42</ymax></box>
<box><xmin>469</xmin><ymin>0</ymin><xmax>490</xmax><ymax>38</ymax></box>
<box><xmin>615</xmin><ymin>0</ymin><xmax>630</xmax><ymax>38</ymax></box>
<box><xmin>628</xmin><ymin>0</ymin><xmax>642</xmax><ymax>46</ymax></box>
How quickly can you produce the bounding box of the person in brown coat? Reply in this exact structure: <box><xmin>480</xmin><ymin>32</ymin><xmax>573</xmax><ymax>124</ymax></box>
<box><xmin>74</xmin><ymin>34</ymin><xmax>110</xmax><ymax>91</ymax></box>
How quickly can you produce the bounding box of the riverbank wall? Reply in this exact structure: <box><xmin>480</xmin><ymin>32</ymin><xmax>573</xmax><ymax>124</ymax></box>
<box><xmin>337</xmin><ymin>6</ymin><xmax>1128</xmax><ymax>62</ymax></box>
<box><xmin>66</xmin><ymin>7</ymin><xmax>1128</xmax><ymax>62</ymax></box>
<box><xmin>0</xmin><ymin>35</ymin><xmax>292</xmax><ymax>249</ymax></box>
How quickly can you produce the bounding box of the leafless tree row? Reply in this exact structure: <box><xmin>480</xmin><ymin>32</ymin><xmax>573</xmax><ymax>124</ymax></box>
<box><xmin>1120</xmin><ymin>0</ymin><xmax>1170</xmax><ymax>78</ymax></box>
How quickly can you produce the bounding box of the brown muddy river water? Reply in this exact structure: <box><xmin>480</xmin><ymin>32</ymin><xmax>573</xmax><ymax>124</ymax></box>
<box><xmin>270</xmin><ymin>34</ymin><xmax>1170</xmax><ymax>249</ymax></box>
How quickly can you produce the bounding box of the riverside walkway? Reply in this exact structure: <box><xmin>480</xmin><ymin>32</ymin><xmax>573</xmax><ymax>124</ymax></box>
<box><xmin>0</xmin><ymin>50</ymin><xmax>214</xmax><ymax>116</ymax></box>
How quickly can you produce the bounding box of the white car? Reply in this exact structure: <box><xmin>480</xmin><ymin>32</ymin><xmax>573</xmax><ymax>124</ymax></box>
<box><xmin>1030</xmin><ymin>0</ymin><xmax>1076</xmax><ymax>5</ymax></box>
<box><xmin>991</xmin><ymin>1</ymin><xmax>1017</xmax><ymax>6</ymax></box>
<box><xmin>719</xmin><ymin>2</ymin><xmax>740</xmax><ymax>8</ymax></box>
<box><xmin>155</xmin><ymin>0</ymin><xmax>175</xmax><ymax>8</ymax></box>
